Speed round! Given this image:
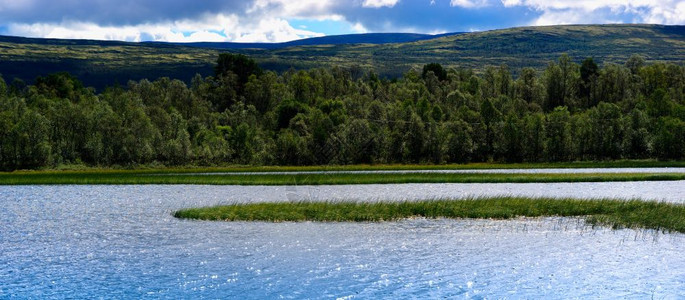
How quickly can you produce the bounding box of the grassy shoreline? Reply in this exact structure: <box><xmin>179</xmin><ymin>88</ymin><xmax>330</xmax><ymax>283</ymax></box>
<box><xmin>1</xmin><ymin>161</ymin><xmax>685</xmax><ymax>185</ymax></box>
<box><xmin>1</xmin><ymin>171</ymin><xmax>685</xmax><ymax>185</ymax></box>
<box><xmin>173</xmin><ymin>197</ymin><xmax>685</xmax><ymax>233</ymax></box>
<box><xmin>8</xmin><ymin>160</ymin><xmax>685</xmax><ymax>173</ymax></box>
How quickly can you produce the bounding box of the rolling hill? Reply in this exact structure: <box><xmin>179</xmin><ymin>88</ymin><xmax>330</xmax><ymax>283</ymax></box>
<box><xmin>158</xmin><ymin>32</ymin><xmax>460</xmax><ymax>49</ymax></box>
<box><xmin>0</xmin><ymin>24</ymin><xmax>682</xmax><ymax>89</ymax></box>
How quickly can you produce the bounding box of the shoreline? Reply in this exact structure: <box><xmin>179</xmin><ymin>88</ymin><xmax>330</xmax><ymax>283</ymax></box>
<box><xmin>2</xmin><ymin>171</ymin><xmax>685</xmax><ymax>185</ymax></box>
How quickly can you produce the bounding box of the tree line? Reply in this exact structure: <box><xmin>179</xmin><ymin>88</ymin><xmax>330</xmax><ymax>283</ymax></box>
<box><xmin>1</xmin><ymin>53</ymin><xmax>683</xmax><ymax>170</ymax></box>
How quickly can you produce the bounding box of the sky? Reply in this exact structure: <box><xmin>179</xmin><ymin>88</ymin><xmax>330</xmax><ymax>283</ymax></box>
<box><xmin>0</xmin><ymin>0</ymin><xmax>682</xmax><ymax>43</ymax></box>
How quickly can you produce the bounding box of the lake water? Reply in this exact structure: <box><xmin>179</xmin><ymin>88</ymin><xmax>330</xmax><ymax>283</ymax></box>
<box><xmin>1</xmin><ymin>183</ymin><xmax>684</xmax><ymax>298</ymax></box>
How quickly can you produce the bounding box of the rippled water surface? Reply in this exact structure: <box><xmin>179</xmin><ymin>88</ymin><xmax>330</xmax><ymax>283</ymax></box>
<box><xmin>1</xmin><ymin>184</ymin><xmax>684</xmax><ymax>298</ymax></box>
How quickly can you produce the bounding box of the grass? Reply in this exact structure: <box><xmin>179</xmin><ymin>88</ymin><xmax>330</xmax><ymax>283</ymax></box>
<box><xmin>1</xmin><ymin>160</ymin><xmax>685</xmax><ymax>185</ymax></box>
<box><xmin>1</xmin><ymin>169</ymin><xmax>685</xmax><ymax>185</ymax></box>
<box><xmin>173</xmin><ymin>197</ymin><xmax>685</xmax><ymax>234</ymax></box>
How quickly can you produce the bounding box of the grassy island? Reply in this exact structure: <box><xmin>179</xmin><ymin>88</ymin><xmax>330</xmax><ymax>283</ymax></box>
<box><xmin>174</xmin><ymin>197</ymin><xmax>685</xmax><ymax>233</ymax></box>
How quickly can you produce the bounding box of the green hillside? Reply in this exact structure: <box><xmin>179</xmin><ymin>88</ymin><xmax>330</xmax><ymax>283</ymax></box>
<box><xmin>0</xmin><ymin>35</ymin><xmax>219</xmax><ymax>88</ymax></box>
<box><xmin>245</xmin><ymin>24</ymin><xmax>684</xmax><ymax>76</ymax></box>
<box><xmin>0</xmin><ymin>24</ymin><xmax>682</xmax><ymax>89</ymax></box>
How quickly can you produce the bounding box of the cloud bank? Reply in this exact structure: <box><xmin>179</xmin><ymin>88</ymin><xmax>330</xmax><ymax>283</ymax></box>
<box><xmin>0</xmin><ymin>0</ymin><xmax>681</xmax><ymax>42</ymax></box>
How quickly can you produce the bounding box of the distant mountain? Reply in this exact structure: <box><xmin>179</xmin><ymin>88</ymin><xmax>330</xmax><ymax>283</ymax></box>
<box><xmin>156</xmin><ymin>32</ymin><xmax>462</xmax><ymax>50</ymax></box>
<box><xmin>246</xmin><ymin>24</ymin><xmax>685</xmax><ymax>77</ymax></box>
<box><xmin>0</xmin><ymin>24</ymin><xmax>682</xmax><ymax>89</ymax></box>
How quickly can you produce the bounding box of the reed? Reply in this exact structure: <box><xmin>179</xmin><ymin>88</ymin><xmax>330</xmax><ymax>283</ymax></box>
<box><xmin>173</xmin><ymin>197</ymin><xmax>685</xmax><ymax>233</ymax></box>
<box><xmin>1</xmin><ymin>170</ymin><xmax>684</xmax><ymax>185</ymax></box>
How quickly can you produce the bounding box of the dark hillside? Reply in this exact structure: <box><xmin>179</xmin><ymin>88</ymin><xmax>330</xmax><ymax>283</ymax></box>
<box><xmin>165</xmin><ymin>32</ymin><xmax>459</xmax><ymax>50</ymax></box>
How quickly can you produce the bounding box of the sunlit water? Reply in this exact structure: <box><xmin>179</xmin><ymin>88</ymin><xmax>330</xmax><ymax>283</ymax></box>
<box><xmin>1</xmin><ymin>183</ymin><xmax>684</xmax><ymax>298</ymax></box>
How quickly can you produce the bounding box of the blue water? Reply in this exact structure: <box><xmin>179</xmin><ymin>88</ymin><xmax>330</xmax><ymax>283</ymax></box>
<box><xmin>1</xmin><ymin>184</ymin><xmax>684</xmax><ymax>298</ymax></box>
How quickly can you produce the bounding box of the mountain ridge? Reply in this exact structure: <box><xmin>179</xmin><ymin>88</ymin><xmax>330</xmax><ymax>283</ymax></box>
<box><xmin>153</xmin><ymin>32</ymin><xmax>463</xmax><ymax>49</ymax></box>
<box><xmin>0</xmin><ymin>24</ymin><xmax>682</xmax><ymax>89</ymax></box>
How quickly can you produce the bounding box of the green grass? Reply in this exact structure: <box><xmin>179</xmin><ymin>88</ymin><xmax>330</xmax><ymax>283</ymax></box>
<box><xmin>173</xmin><ymin>197</ymin><xmax>685</xmax><ymax>233</ymax></box>
<box><xmin>2</xmin><ymin>161</ymin><xmax>684</xmax><ymax>185</ymax></box>
<box><xmin>1</xmin><ymin>168</ymin><xmax>685</xmax><ymax>185</ymax></box>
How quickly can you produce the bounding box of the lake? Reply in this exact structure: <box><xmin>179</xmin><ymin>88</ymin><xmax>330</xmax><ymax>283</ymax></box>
<box><xmin>1</xmin><ymin>182</ymin><xmax>684</xmax><ymax>298</ymax></box>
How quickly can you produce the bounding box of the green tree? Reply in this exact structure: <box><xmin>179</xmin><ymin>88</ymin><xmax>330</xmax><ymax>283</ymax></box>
<box><xmin>404</xmin><ymin>112</ymin><xmax>426</xmax><ymax>162</ymax></box>
<box><xmin>622</xmin><ymin>108</ymin><xmax>650</xmax><ymax>158</ymax></box>
<box><xmin>0</xmin><ymin>75</ymin><xmax>7</xmax><ymax>96</ymax></box>
<box><xmin>625</xmin><ymin>54</ymin><xmax>645</xmax><ymax>75</ymax></box>
<box><xmin>480</xmin><ymin>97</ymin><xmax>501</xmax><ymax>159</ymax></box>
<box><xmin>497</xmin><ymin>64</ymin><xmax>512</xmax><ymax>98</ymax></box>
<box><xmin>289</xmin><ymin>70</ymin><xmax>322</xmax><ymax>104</ymax></box>
<box><xmin>653</xmin><ymin>117</ymin><xmax>685</xmax><ymax>160</ymax></box>
<box><xmin>544</xmin><ymin>62</ymin><xmax>564</xmax><ymax>111</ymax></box>
<box><xmin>587</xmin><ymin>102</ymin><xmax>624</xmax><ymax>159</ymax></box>
<box><xmin>598</xmin><ymin>63</ymin><xmax>630</xmax><ymax>104</ymax></box>
<box><xmin>501</xmin><ymin>113</ymin><xmax>523</xmax><ymax>162</ymax></box>
<box><xmin>544</xmin><ymin>106</ymin><xmax>571</xmax><ymax>161</ymax></box>
<box><xmin>276</xmin><ymin>99</ymin><xmax>307</xmax><ymax>130</ymax></box>
<box><xmin>244</xmin><ymin>74</ymin><xmax>271</xmax><ymax>114</ymax></box>
<box><xmin>275</xmin><ymin>129</ymin><xmax>309</xmax><ymax>165</ymax></box>
<box><xmin>558</xmin><ymin>54</ymin><xmax>579</xmax><ymax>107</ymax></box>
<box><xmin>647</xmin><ymin>88</ymin><xmax>673</xmax><ymax>118</ymax></box>
<box><xmin>580</xmin><ymin>57</ymin><xmax>599</xmax><ymax>107</ymax></box>
<box><xmin>422</xmin><ymin>63</ymin><xmax>447</xmax><ymax>81</ymax></box>
<box><xmin>214</xmin><ymin>53</ymin><xmax>263</xmax><ymax>89</ymax></box>
<box><xmin>15</xmin><ymin>109</ymin><xmax>52</xmax><ymax>168</ymax></box>
<box><xmin>443</xmin><ymin>120</ymin><xmax>473</xmax><ymax>163</ymax></box>
<box><xmin>339</xmin><ymin>119</ymin><xmax>378</xmax><ymax>164</ymax></box>
<box><xmin>515</xmin><ymin>68</ymin><xmax>542</xmax><ymax>105</ymax></box>
<box><xmin>35</xmin><ymin>72</ymin><xmax>86</xmax><ymax>101</ymax></box>
<box><xmin>521</xmin><ymin>113</ymin><xmax>545</xmax><ymax>162</ymax></box>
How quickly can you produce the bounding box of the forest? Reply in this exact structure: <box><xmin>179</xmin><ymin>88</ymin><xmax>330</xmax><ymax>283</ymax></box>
<box><xmin>0</xmin><ymin>53</ymin><xmax>684</xmax><ymax>170</ymax></box>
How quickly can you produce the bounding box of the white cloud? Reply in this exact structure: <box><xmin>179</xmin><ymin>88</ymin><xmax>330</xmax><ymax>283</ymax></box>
<box><xmin>230</xmin><ymin>18</ymin><xmax>324</xmax><ymax>42</ymax></box>
<box><xmin>500</xmin><ymin>0</ymin><xmax>520</xmax><ymax>5</ymax></box>
<box><xmin>501</xmin><ymin>0</ymin><xmax>652</xmax><ymax>11</ymax></box>
<box><xmin>643</xmin><ymin>1</ymin><xmax>685</xmax><ymax>24</ymax></box>
<box><xmin>532</xmin><ymin>10</ymin><xmax>590</xmax><ymax>26</ymax></box>
<box><xmin>185</xmin><ymin>31</ymin><xmax>229</xmax><ymax>42</ymax></box>
<box><xmin>501</xmin><ymin>0</ymin><xmax>685</xmax><ymax>25</ymax></box>
<box><xmin>351</xmin><ymin>22</ymin><xmax>368</xmax><ymax>33</ymax></box>
<box><xmin>1</xmin><ymin>0</ymin><xmax>682</xmax><ymax>44</ymax></box>
<box><xmin>1</xmin><ymin>0</ymin><xmax>342</xmax><ymax>43</ymax></box>
<box><xmin>6</xmin><ymin>13</ymin><xmax>325</xmax><ymax>43</ymax></box>
<box><xmin>450</xmin><ymin>0</ymin><xmax>490</xmax><ymax>8</ymax></box>
<box><xmin>8</xmin><ymin>22</ymin><xmax>165</xmax><ymax>42</ymax></box>
<box><xmin>362</xmin><ymin>0</ymin><xmax>400</xmax><ymax>8</ymax></box>
<box><xmin>250</xmin><ymin>0</ymin><xmax>342</xmax><ymax>19</ymax></box>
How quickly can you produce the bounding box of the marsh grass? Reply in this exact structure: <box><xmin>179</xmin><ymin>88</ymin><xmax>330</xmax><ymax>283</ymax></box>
<box><xmin>173</xmin><ymin>197</ymin><xmax>685</xmax><ymax>233</ymax></box>
<box><xmin>14</xmin><ymin>160</ymin><xmax>685</xmax><ymax>172</ymax></box>
<box><xmin>2</xmin><ymin>168</ymin><xmax>685</xmax><ymax>185</ymax></box>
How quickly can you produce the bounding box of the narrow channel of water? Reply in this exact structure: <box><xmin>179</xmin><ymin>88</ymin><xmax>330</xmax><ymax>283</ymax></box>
<box><xmin>1</xmin><ymin>184</ymin><xmax>683</xmax><ymax>298</ymax></box>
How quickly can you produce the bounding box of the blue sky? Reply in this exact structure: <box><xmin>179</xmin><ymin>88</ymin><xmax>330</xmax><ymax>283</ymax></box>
<box><xmin>0</xmin><ymin>0</ymin><xmax>682</xmax><ymax>43</ymax></box>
